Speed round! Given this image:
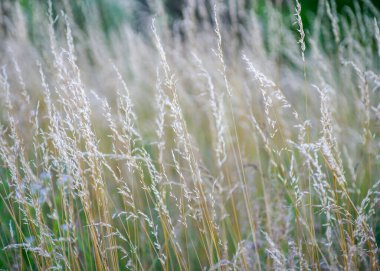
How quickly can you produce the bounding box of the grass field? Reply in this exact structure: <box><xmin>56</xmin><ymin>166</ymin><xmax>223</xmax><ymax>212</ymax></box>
<box><xmin>0</xmin><ymin>0</ymin><xmax>379</xmax><ymax>270</ymax></box>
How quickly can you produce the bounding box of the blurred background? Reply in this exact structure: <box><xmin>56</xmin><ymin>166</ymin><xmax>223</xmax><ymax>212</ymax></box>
<box><xmin>1</xmin><ymin>0</ymin><xmax>380</xmax><ymax>42</ymax></box>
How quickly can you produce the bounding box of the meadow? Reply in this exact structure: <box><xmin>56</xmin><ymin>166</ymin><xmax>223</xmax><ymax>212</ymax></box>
<box><xmin>0</xmin><ymin>0</ymin><xmax>379</xmax><ymax>270</ymax></box>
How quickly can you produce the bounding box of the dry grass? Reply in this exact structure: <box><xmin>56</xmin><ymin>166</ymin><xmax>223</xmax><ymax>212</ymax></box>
<box><xmin>0</xmin><ymin>1</ymin><xmax>379</xmax><ymax>270</ymax></box>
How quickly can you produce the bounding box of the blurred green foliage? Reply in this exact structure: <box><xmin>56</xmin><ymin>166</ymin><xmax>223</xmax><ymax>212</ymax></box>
<box><xmin>2</xmin><ymin>0</ymin><xmax>380</xmax><ymax>44</ymax></box>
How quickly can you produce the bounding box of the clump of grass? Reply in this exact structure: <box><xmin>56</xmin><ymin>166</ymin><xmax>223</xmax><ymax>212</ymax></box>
<box><xmin>0</xmin><ymin>0</ymin><xmax>379</xmax><ymax>270</ymax></box>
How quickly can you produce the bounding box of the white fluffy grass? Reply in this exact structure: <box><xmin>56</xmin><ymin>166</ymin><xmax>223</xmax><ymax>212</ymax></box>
<box><xmin>0</xmin><ymin>1</ymin><xmax>379</xmax><ymax>270</ymax></box>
